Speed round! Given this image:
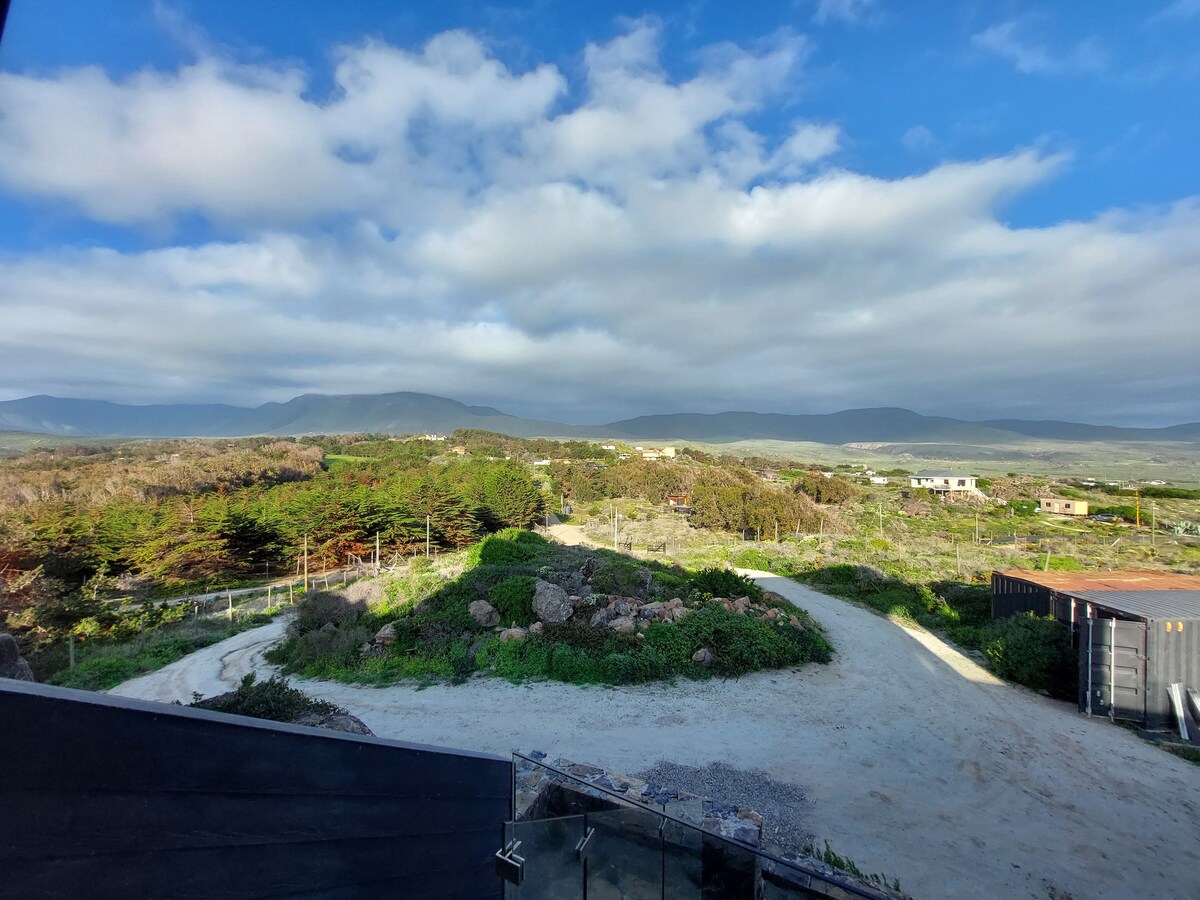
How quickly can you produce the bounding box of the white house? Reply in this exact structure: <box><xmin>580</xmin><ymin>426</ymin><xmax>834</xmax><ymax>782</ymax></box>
<box><xmin>869</xmin><ymin>476</ymin><xmax>889</xmax><ymax>485</ymax></box>
<box><xmin>909</xmin><ymin>471</ymin><xmax>982</xmax><ymax>495</ymax></box>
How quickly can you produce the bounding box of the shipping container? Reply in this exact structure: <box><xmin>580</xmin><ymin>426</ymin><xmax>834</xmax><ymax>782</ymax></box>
<box><xmin>991</xmin><ymin>570</ymin><xmax>1200</xmax><ymax>729</ymax></box>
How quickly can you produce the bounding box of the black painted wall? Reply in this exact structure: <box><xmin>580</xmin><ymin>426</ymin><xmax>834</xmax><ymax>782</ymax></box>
<box><xmin>0</xmin><ymin>681</ymin><xmax>510</xmax><ymax>899</ymax></box>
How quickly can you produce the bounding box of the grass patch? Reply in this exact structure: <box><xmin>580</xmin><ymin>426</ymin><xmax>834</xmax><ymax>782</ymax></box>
<box><xmin>46</xmin><ymin>612</ymin><xmax>275</xmax><ymax>691</ymax></box>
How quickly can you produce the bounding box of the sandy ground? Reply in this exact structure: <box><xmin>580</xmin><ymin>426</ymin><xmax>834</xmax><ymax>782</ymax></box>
<box><xmin>112</xmin><ymin>571</ymin><xmax>1200</xmax><ymax>900</ymax></box>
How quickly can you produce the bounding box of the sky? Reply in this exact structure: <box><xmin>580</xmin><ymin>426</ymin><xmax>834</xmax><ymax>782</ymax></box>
<box><xmin>0</xmin><ymin>1</ymin><xmax>1197</xmax><ymax>427</ymax></box>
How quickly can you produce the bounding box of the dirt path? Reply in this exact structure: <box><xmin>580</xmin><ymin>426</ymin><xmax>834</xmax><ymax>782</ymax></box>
<box><xmin>111</xmin><ymin>572</ymin><xmax>1200</xmax><ymax>899</ymax></box>
<box><xmin>111</xmin><ymin>618</ymin><xmax>289</xmax><ymax>703</ymax></box>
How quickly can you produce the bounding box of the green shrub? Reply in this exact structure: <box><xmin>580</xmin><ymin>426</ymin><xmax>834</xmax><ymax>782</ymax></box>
<box><xmin>733</xmin><ymin>549</ymin><xmax>772</xmax><ymax>571</ymax></box>
<box><xmin>466</xmin><ymin>529</ymin><xmax>548</xmax><ymax>567</ymax></box>
<box><xmin>488</xmin><ymin>576</ymin><xmax>537</xmax><ymax>626</ymax></box>
<box><xmin>278</xmin><ymin>624</ymin><xmax>372</xmax><ymax>675</ymax></box>
<box><xmin>677</xmin><ymin>605</ymin><xmax>798</xmax><ymax>677</ymax></box>
<box><xmin>48</xmin><ymin>654</ymin><xmax>140</xmax><ymax>690</ymax></box>
<box><xmin>689</xmin><ymin>567</ymin><xmax>764</xmax><ymax>602</ymax></box>
<box><xmin>292</xmin><ymin>591</ymin><xmax>365</xmax><ymax>636</ymax></box>
<box><xmin>600</xmin><ymin>645</ymin><xmax>669</xmax><ymax>684</ymax></box>
<box><xmin>980</xmin><ymin>614</ymin><xmax>1076</xmax><ymax>697</ymax></box>
<box><xmin>591</xmin><ymin>559</ymin><xmax>650</xmax><ymax>597</ymax></box>
<box><xmin>190</xmin><ymin>673</ymin><xmax>343</xmax><ymax>722</ymax></box>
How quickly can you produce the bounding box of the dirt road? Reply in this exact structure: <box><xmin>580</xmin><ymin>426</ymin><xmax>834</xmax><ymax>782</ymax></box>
<box><xmin>111</xmin><ymin>572</ymin><xmax>1200</xmax><ymax>899</ymax></box>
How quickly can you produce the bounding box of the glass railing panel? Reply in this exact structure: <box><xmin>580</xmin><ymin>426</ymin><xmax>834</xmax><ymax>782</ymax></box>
<box><xmin>585</xmin><ymin>805</ymin><xmax>666</xmax><ymax>900</ymax></box>
<box><xmin>661</xmin><ymin>818</ymin><xmax>703</xmax><ymax>899</ymax></box>
<box><xmin>502</xmin><ymin>814</ymin><xmax>586</xmax><ymax>900</ymax></box>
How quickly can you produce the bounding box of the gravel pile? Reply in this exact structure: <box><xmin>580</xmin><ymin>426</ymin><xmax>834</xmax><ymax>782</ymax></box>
<box><xmin>634</xmin><ymin>760</ymin><xmax>814</xmax><ymax>856</ymax></box>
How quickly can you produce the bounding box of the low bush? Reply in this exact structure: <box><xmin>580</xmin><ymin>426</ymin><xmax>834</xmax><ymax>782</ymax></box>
<box><xmin>689</xmin><ymin>567</ymin><xmax>764</xmax><ymax>602</ymax></box>
<box><xmin>733</xmin><ymin>548</ymin><xmax>772</xmax><ymax>571</ymax></box>
<box><xmin>292</xmin><ymin>591</ymin><xmax>365</xmax><ymax>636</ymax></box>
<box><xmin>488</xmin><ymin>576</ymin><xmax>537</xmax><ymax>626</ymax></box>
<box><xmin>466</xmin><ymin>529</ymin><xmax>548</xmax><ymax>567</ymax></box>
<box><xmin>979</xmin><ymin>614</ymin><xmax>1076</xmax><ymax>698</ymax></box>
<box><xmin>190</xmin><ymin>673</ymin><xmax>343</xmax><ymax>722</ymax></box>
<box><xmin>590</xmin><ymin>558</ymin><xmax>650</xmax><ymax>597</ymax></box>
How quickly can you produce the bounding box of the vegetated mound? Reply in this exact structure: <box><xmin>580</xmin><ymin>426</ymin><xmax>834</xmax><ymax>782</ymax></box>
<box><xmin>266</xmin><ymin>529</ymin><xmax>833</xmax><ymax>686</ymax></box>
<box><xmin>189</xmin><ymin>673</ymin><xmax>373</xmax><ymax>734</ymax></box>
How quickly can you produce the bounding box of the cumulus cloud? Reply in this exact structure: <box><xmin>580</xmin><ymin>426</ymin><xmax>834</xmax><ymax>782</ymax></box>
<box><xmin>0</xmin><ymin>22</ymin><xmax>1198</xmax><ymax>425</ymax></box>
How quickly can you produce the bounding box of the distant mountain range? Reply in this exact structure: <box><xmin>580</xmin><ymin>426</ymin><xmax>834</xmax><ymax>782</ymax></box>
<box><xmin>1</xmin><ymin>391</ymin><xmax>1198</xmax><ymax>446</ymax></box>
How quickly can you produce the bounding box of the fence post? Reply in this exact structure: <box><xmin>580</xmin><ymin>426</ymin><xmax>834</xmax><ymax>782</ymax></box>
<box><xmin>228</xmin><ymin>591</ymin><xmax>233</xmax><ymax>622</ymax></box>
<box><xmin>69</xmin><ymin>634</ymin><xmax>76</xmax><ymax>671</ymax></box>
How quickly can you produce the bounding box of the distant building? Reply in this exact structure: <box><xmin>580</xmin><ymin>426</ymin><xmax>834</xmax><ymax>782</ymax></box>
<box><xmin>601</xmin><ymin>443</ymin><xmax>618</xmax><ymax>451</ymax></box>
<box><xmin>1040</xmin><ymin>498</ymin><xmax>1089</xmax><ymax>516</ymax></box>
<box><xmin>869</xmin><ymin>476</ymin><xmax>889</xmax><ymax>485</ymax></box>
<box><xmin>665</xmin><ymin>494</ymin><xmax>690</xmax><ymax>508</ymax></box>
<box><xmin>450</xmin><ymin>445</ymin><xmax>467</xmax><ymax>456</ymax></box>
<box><xmin>420</xmin><ymin>433</ymin><xmax>447</xmax><ymax>441</ymax></box>
<box><xmin>910</xmin><ymin>471</ymin><xmax>981</xmax><ymax>495</ymax></box>
<box><xmin>641</xmin><ymin>447</ymin><xmax>676</xmax><ymax>461</ymax></box>
<box><xmin>532</xmin><ymin>458</ymin><xmax>551</xmax><ymax>466</ymax></box>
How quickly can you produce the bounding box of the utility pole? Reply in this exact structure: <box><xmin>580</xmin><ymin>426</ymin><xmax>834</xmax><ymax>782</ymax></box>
<box><xmin>1151</xmin><ymin>502</ymin><xmax>1156</xmax><ymax>549</ymax></box>
<box><xmin>303</xmin><ymin>535</ymin><xmax>309</xmax><ymax>592</ymax></box>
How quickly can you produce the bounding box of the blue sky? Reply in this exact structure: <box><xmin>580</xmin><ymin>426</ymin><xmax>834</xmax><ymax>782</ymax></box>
<box><xmin>0</xmin><ymin>1</ymin><xmax>1197</xmax><ymax>425</ymax></box>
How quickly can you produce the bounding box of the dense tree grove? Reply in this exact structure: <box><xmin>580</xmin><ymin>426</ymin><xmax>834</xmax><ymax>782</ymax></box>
<box><xmin>0</xmin><ymin>431</ymin><xmax>836</xmax><ymax>634</ymax></box>
<box><xmin>0</xmin><ymin>436</ymin><xmax>546</xmax><ymax>612</ymax></box>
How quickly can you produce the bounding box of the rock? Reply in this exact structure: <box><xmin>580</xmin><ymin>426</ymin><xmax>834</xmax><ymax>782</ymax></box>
<box><xmin>610</xmin><ymin>599</ymin><xmax>634</xmax><ymax>617</ymax></box>
<box><xmin>692</xmin><ymin>648</ymin><xmax>715</xmax><ymax>667</ymax></box>
<box><xmin>579</xmin><ymin>557</ymin><xmax>600</xmax><ymax>580</ymax></box>
<box><xmin>737</xmin><ymin>808</ymin><xmax>764</xmax><ymax>827</ymax></box>
<box><xmin>608</xmin><ymin>616</ymin><xmax>637</xmax><ymax>635</ymax></box>
<box><xmin>529</xmin><ymin>621</ymin><xmax>544</xmax><ymax>635</ymax></box>
<box><xmin>321</xmin><ymin>622</ymin><xmax>337</xmax><ymax>633</ymax></box>
<box><xmin>640</xmin><ymin>601</ymin><xmax>664</xmax><ymax>620</ymax></box>
<box><xmin>0</xmin><ymin>634</ymin><xmax>34</xmax><ymax>682</ymax></box>
<box><xmin>500</xmin><ymin>627</ymin><xmax>528</xmax><ymax>642</ymax></box>
<box><xmin>468</xmin><ymin>599</ymin><xmax>500</xmax><ymax>627</ymax></box>
<box><xmin>532</xmin><ymin>580</ymin><xmax>573</xmax><ymax>624</ymax></box>
<box><xmin>669</xmin><ymin>606</ymin><xmax>690</xmax><ymax>622</ymax></box>
<box><xmin>589</xmin><ymin>608</ymin><xmax>615</xmax><ymax>628</ymax></box>
<box><xmin>292</xmin><ymin>711</ymin><xmax>374</xmax><ymax>736</ymax></box>
<box><xmin>635</xmin><ymin>632</ymin><xmax>645</xmax><ymax>641</ymax></box>
<box><xmin>765</xmin><ymin>608</ymin><xmax>779</xmax><ymax>620</ymax></box>
<box><xmin>732</xmin><ymin>596</ymin><xmax>750</xmax><ymax>614</ymax></box>
<box><xmin>665</xmin><ymin>597</ymin><xmax>683</xmax><ymax>610</ymax></box>
<box><xmin>374</xmin><ymin>623</ymin><xmax>397</xmax><ymax>645</ymax></box>
<box><xmin>591</xmin><ymin>594</ymin><xmax>611</xmax><ymax>608</ymax></box>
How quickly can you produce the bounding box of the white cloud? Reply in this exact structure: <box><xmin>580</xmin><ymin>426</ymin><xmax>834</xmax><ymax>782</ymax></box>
<box><xmin>972</xmin><ymin>20</ymin><xmax>1107</xmax><ymax>75</ymax></box>
<box><xmin>1149</xmin><ymin>0</ymin><xmax>1200</xmax><ymax>23</ymax></box>
<box><xmin>901</xmin><ymin>124</ymin><xmax>938</xmax><ymax>154</ymax></box>
<box><xmin>813</xmin><ymin>0</ymin><xmax>882</xmax><ymax>26</ymax></box>
<box><xmin>0</xmin><ymin>23</ymin><xmax>1197</xmax><ymax>425</ymax></box>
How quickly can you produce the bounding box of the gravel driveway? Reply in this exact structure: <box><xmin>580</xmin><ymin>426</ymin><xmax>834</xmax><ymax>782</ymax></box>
<box><xmin>112</xmin><ymin>571</ymin><xmax>1200</xmax><ymax>899</ymax></box>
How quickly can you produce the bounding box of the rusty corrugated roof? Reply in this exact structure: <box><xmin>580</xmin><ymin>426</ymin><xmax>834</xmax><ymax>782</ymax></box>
<box><xmin>995</xmin><ymin>569</ymin><xmax>1200</xmax><ymax>591</ymax></box>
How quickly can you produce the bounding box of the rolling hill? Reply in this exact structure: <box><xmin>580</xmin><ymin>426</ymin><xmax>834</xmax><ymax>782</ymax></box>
<box><xmin>0</xmin><ymin>392</ymin><xmax>1197</xmax><ymax>446</ymax></box>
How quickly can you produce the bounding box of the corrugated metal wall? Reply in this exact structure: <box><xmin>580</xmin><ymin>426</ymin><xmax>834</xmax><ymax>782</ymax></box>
<box><xmin>1145</xmin><ymin>618</ymin><xmax>1200</xmax><ymax>729</ymax></box>
<box><xmin>991</xmin><ymin>574</ymin><xmax>1052</xmax><ymax>618</ymax></box>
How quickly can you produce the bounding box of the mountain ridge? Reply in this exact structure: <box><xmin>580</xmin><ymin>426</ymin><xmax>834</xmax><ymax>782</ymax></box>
<box><xmin>0</xmin><ymin>392</ymin><xmax>1197</xmax><ymax>445</ymax></box>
